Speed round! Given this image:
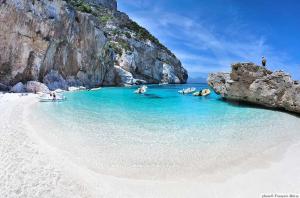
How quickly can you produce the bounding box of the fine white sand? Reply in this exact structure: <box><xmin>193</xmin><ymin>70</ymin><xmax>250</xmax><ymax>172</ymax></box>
<box><xmin>0</xmin><ymin>92</ymin><xmax>299</xmax><ymax>198</ymax></box>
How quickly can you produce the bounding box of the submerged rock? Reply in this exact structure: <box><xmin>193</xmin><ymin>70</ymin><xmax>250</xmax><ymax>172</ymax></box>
<box><xmin>26</xmin><ymin>81</ymin><xmax>50</xmax><ymax>93</ymax></box>
<box><xmin>208</xmin><ymin>63</ymin><xmax>300</xmax><ymax>114</ymax></box>
<box><xmin>0</xmin><ymin>0</ymin><xmax>188</xmax><ymax>88</ymax></box>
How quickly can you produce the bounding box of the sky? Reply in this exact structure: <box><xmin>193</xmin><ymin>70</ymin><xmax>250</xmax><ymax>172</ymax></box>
<box><xmin>118</xmin><ymin>0</ymin><xmax>300</xmax><ymax>80</ymax></box>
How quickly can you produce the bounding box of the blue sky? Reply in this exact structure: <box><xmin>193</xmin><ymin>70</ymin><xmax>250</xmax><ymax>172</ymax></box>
<box><xmin>118</xmin><ymin>0</ymin><xmax>300</xmax><ymax>80</ymax></box>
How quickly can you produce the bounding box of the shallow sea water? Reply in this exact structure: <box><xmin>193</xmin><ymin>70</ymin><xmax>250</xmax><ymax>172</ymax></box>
<box><xmin>29</xmin><ymin>84</ymin><xmax>300</xmax><ymax>180</ymax></box>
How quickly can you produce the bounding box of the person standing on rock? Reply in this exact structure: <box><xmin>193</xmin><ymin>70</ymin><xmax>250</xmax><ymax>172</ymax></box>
<box><xmin>262</xmin><ymin>56</ymin><xmax>267</xmax><ymax>67</ymax></box>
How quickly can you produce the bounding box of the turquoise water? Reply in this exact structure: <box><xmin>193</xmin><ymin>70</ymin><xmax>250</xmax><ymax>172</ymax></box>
<box><xmin>30</xmin><ymin>84</ymin><xmax>300</xmax><ymax>180</ymax></box>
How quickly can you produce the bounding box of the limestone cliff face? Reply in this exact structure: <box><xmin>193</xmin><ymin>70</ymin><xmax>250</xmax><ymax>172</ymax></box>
<box><xmin>208</xmin><ymin>63</ymin><xmax>300</xmax><ymax>114</ymax></box>
<box><xmin>0</xmin><ymin>0</ymin><xmax>188</xmax><ymax>90</ymax></box>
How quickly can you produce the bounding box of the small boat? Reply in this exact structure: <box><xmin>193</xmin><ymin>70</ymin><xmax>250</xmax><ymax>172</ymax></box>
<box><xmin>54</xmin><ymin>89</ymin><xmax>65</xmax><ymax>93</ymax></box>
<box><xmin>68</xmin><ymin>86</ymin><xmax>80</xmax><ymax>92</ymax></box>
<box><xmin>38</xmin><ymin>93</ymin><xmax>66</xmax><ymax>102</ymax></box>
<box><xmin>79</xmin><ymin>86</ymin><xmax>86</xmax><ymax>90</ymax></box>
<box><xmin>159</xmin><ymin>82</ymin><xmax>168</xmax><ymax>86</ymax></box>
<box><xmin>193</xmin><ymin>91</ymin><xmax>200</xmax><ymax>96</ymax></box>
<box><xmin>193</xmin><ymin>89</ymin><xmax>211</xmax><ymax>96</ymax></box>
<box><xmin>68</xmin><ymin>86</ymin><xmax>86</xmax><ymax>92</ymax></box>
<box><xmin>178</xmin><ymin>87</ymin><xmax>196</xmax><ymax>94</ymax></box>
<box><xmin>90</xmin><ymin>87</ymin><xmax>102</xmax><ymax>91</ymax></box>
<box><xmin>134</xmin><ymin>85</ymin><xmax>148</xmax><ymax>94</ymax></box>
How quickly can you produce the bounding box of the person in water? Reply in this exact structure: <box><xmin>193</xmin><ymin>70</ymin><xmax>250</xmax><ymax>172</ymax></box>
<box><xmin>198</xmin><ymin>90</ymin><xmax>203</xmax><ymax>96</ymax></box>
<box><xmin>262</xmin><ymin>56</ymin><xmax>267</xmax><ymax>67</ymax></box>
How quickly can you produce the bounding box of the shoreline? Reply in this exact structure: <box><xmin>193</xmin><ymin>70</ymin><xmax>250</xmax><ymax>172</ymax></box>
<box><xmin>0</xmin><ymin>93</ymin><xmax>299</xmax><ymax>197</ymax></box>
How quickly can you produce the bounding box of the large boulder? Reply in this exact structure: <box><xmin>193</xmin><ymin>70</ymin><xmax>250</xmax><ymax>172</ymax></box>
<box><xmin>114</xmin><ymin>66</ymin><xmax>134</xmax><ymax>86</ymax></box>
<box><xmin>162</xmin><ymin>63</ymin><xmax>181</xmax><ymax>83</ymax></box>
<box><xmin>26</xmin><ymin>81</ymin><xmax>50</xmax><ymax>93</ymax></box>
<box><xmin>208</xmin><ymin>63</ymin><xmax>300</xmax><ymax>114</ymax></box>
<box><xmin>10</xmin><ymin>82</ymin><xmax>26</xmax><ymax>93</ymax></box>
<box><xmin>207</xmin><ymin>72</ymin><xmax>231</xmax><ymax>95</ymax></box>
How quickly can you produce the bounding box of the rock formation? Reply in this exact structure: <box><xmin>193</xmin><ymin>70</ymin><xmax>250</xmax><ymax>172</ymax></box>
<box><xmin>0</xmin><ymin>0</ymin><xmax>188</xmax><ymax>91</ymax></box>
<box><xmin>10</xmin><ymin>82</ymin><xmax>26</xmax><ymax>93</ymax></box>
<box><xmin>26</xmin><ymin>81</ymin><xmax>50</xmax><ymax>93</ymax></box>
<box><xmin>208</xmin><ymin>63</ymin><xmax>300</xmax><ymax>114</ymax></box>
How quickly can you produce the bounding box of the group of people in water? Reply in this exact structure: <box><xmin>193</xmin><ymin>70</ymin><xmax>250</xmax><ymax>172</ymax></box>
<box><xmin>134</xmin><ymin>85</ymin><xmax>148</xmax><ymax>94</ymax></box>
<box><xmin>194</xmin><ymin>89</ymin><xmax>211</xmax><ymax>96</ymax></box>
<box><xmin>49</xmin><ymin>92</ymin><xmax>57</xmax><ymax>100</ymax></box>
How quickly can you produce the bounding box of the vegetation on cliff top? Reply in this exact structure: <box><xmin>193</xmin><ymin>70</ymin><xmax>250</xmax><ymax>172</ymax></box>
<box><xmin>121</xmin><ymin>20</ymin><xmax>175</xmax><ymax>57</ymax></box>
<box><xmin>65</xmin><ymin>0</ymin><xmax>92</xmax><ymax>13</ymax></box>
<box><xmin>108</xmin><ymin>39</ymin><xmax>132</xmax><ymax>55</ymax></box>
<box><xmin>65</xmin><ymin>0</ymin><xmax>175</xmax><ymax>57</ymax></box>
<box><xmin>121</xmin><ymin>21</ymin><xmax>170</xmax><ymax>52</ymax></box>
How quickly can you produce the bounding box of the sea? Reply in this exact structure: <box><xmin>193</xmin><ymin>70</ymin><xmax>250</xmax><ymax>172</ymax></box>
<box><xmin>28</xmin><ymin>83</ymin><xmax>300</xmax><ymax>180</ymax></box>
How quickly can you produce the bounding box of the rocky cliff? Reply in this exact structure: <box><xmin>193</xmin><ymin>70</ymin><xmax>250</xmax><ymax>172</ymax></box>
<box><xmin>0</xmin><ymin>0</ymin><xmax>188</xmax><ymax>90</ymax></box>
<box><xmin>208</xmin><ymin>63</ymin><xmax>300</xmax><ymax>114</ymax></box>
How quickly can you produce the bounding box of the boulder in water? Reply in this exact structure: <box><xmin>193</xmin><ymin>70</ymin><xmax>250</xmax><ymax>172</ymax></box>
<box><xmin>208</xmin><ymin>62</ymin><xmax>300</xmax><ymax>114</ymax></box>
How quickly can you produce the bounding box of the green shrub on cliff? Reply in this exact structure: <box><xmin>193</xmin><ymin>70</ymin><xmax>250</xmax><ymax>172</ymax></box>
<box><xmin>64</xmin><ymin>0</ymin><xmax>175</xmax><ymax>58</ymax></box>
<box><xmin>123</xmin><ymin>21</ymin><xmax>158</xmax><ymax>42</ymax></box>
<box><xmin>116</xmin><ymin>38</ymin><xmax>132</xmax><ymax>52</ymax></box>
<box><xmin>99</xmin><ymin>15</ymin><xmax>113</xmax><ymax>24</ymax></box>
<box><xmin>108</xmin><ymin>39</ymin><xmax>132</xmax><ymax>55</ymax></box>
<box><xmin>122</xmin><ymin>20</ymin><xmax>174</xmax><ymax>56</ymax></box>
<box><xmin>108</xmin><ymin>42</ymin><xmax>122</xmax><ymax>55</ymax></box>
<box><xmin>65</xmin><ymin>0</ymin><xmax>92</xmax><ymax>13</ymax></box>
<box><xmin>125</xmin><ymin>32</ymin><xmax>131</xmax><ymax>39</ymax></box>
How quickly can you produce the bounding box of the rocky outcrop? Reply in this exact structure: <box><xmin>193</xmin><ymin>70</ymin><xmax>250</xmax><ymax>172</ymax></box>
<box><xmin>11</xmin><ymin>82</ymin><xmax>26</xmax><ymax>93</ymax></box>
<box><xmin>0</xmin><ymin>0</ymin><xmax>187</xmax><ymax>90</ymax></box>
<box><xmin>26</xmin><ymin>81</ymin><xmax>50</xmax><ymax>93</ymax></box>
<box><xmin>208</xmin><ymin>63</ymin><xmax>300</xmax><ymax>114</ymax></box>
<box><xmin>43</xmin><ymin>70</ymin><xmax>68</xmax><ymax>91</ymax></box>
<box><xmin>113</xmin><ymin>66</ymin><xmax>134</xmax><ymax>85</ymax></box>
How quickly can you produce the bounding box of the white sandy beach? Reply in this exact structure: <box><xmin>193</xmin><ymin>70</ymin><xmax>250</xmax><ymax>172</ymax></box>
<box><xmin>0</xmin><ymin>92</ymin><xmax>299</xmax><ymax>198</ymax></box>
